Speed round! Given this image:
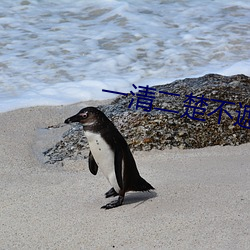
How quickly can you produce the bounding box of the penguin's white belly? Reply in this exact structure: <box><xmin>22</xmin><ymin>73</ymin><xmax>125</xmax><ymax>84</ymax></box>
<box><xmin>85</xmin><ymin>131</ymin><xmax>120</xmax><ymax>193</ymax></box>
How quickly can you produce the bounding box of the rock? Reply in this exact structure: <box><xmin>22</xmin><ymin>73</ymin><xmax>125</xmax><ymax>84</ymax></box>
<box><xmin>43</xmin><ymin>74</ymin><xmax>250</xmax><ymax>164</ymax></box>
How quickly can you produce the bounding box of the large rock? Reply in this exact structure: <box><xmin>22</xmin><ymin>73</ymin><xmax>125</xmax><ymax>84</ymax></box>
<box><xmin>44</xmin><ymin>74</ymin><xmax>250</xmax><ymax>164</ymax></box>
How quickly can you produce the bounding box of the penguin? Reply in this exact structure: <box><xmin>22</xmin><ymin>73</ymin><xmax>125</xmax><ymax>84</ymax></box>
<box><xmin>65</xmin><ymin>107</ymin><xmax>154</xmax><ymax>209</ymax></box>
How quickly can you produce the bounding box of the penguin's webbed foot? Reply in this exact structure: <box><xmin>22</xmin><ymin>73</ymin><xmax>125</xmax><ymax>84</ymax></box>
<box><xmin>105</xmin><ymin>187</ymin><xmax>118</xmax><ymax>198</ymax></box>
<box><xmin>101</xmin><ymin>196</ymin><xmax>124</xmax><ymax>209</ymax></box>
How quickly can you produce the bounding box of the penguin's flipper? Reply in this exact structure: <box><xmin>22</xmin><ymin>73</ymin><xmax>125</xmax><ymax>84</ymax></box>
<box><xmin>101</xmin><ymin>196</ymin><xmax>124</xmax><ymax>209</ymax></box>
<box><xmin>105</xmin><ymin>187</ymin><xmax>118</xmax><ymax>198</ymax></box>
<box><xmin>114</xmin><ymin>146</ymin><xmax>124</xmax><ymax>190</ymax></box>
<box><xmin>88</xmin><ymin>151</ymin><xmax>98</xmax><ymax>175</ymax></box>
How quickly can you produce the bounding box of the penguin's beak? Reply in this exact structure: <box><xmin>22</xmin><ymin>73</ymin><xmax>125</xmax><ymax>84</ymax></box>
<box><xmin>64</xmin><ymin>114</ymin><xmax>81</xmax><ymax>124</ymax></box>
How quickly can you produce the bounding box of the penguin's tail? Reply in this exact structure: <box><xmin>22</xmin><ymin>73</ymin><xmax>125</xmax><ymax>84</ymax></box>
<box><xmin>132</xmin><ymin>176</ymin><xmax>154</xmax><ymax>192</ymax></box>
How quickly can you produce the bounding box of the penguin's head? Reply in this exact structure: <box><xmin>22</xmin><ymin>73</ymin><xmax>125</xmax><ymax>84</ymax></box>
<box><xmin>65</xmin><ymin>107</ymin><xmax>109</xmax><ymax>129</ymax></box>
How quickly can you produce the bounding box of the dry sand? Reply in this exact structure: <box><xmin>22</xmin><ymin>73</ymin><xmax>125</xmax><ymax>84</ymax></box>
<box><xmin>0</xmin><ymin>100</ymin><xmax>249</xmax><ymax>250</ymax></box>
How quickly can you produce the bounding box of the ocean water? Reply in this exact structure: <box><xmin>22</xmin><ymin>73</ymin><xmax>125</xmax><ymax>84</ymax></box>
<box><xmin>0</xmin><ymin>0</ymin><xmax>250</xmax><ymax>112</ymax></box>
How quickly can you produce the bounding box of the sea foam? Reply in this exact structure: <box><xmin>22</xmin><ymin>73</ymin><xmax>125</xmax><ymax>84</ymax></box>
<box><xmin>0</xmin><ymin>0</ymin><xmax>249</xmax><ymax>112</ymax></box>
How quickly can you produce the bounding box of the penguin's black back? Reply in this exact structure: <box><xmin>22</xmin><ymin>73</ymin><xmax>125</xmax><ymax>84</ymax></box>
<box><xmin>73</xmin><ymin>107</ymin><xmax>154</xmax><ymax>192</ymax></box>
<box><xmin>99</xmin><ymin>115</ymin><xmax>154</xmax><ymax>192</ymax></box>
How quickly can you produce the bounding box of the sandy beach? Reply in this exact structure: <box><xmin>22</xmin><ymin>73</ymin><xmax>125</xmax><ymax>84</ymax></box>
<box><xmin>0</xmin><ymin>100</ymin><xmax>249</xmax><ymax>249</ymax></box>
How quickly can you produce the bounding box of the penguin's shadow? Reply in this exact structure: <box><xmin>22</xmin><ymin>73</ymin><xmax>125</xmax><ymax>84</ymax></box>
<box><xmin>123</xmin><ymin>191</ymin><xmax>157</xmax><ymax>208</ymax></box>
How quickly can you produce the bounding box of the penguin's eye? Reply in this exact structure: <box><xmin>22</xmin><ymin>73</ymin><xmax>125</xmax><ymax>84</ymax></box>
<box><xmin>79</xmin><ymin>112</ymin><xmax>88</xmax><ymax>119</ymax></box>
